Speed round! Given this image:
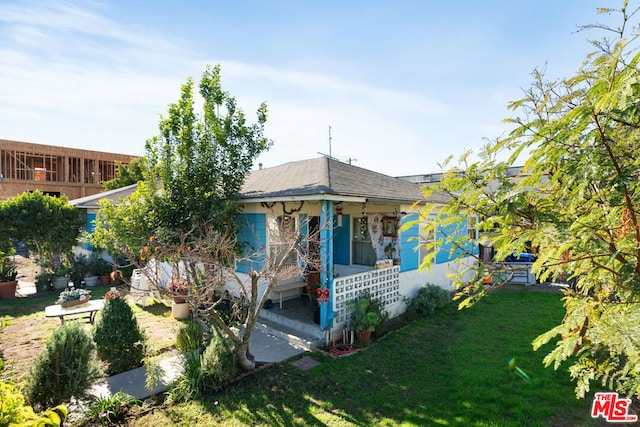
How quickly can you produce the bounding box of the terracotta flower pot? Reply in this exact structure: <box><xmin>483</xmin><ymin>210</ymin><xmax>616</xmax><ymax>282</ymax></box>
<box><xmin>355</xmin><ymin>330</ymin><xmax>372</xmax><ymax>344</ymax></box>
<box><xmin>0</xmin><ymin>280</ymin><xmax>18</xmax><ymax>299</ymax></box>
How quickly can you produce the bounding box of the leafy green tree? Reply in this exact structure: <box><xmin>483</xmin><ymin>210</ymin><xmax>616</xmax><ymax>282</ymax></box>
<box><xmin>414</xmin><ymin>3</ymin><xmax>640</xmax><ymax>398</ymax></box>
<box><xmin>92</xmin><ymin>64</ymin><xmax>271</xmax><ymax>259</ymax></box>
<box><xmin>102</xmin><ymin>157</ymin><xmax>148</xmax><ymax>190</ymax></box>
<box><xmin>146</xmin><ymin>63</ymin><xmax>271</xmax><ymax>238</ymax></box>
<box><xmin>0</xmin><ymin>191</ymin><xmax>83</xmax><ymax>266</ymax></box>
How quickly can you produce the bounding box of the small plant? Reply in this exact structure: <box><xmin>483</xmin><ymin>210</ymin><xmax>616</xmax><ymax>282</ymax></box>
<box><xmin>144</xmin><ymin>355</ymin><xmax>163</xmax><ymax>401</ymax></box>
<box><xmin>176</xmin><ymin>320</ymin><xmax>206</xmax><ymax>353</ymax></box>
<box><xmin>347</xmin><ymin>293</ymin><xmax>382</xmax><ymax>333</ymax></box>
<box><xmin>168</xmin><ymin>277</ymin><xmax>189</xmax><ymax>295</ymax></box>
<box><xmin>52</xmin><ymin>259</ymin><xmax>73</xmax><ymax>277</ymax></box>
<box><xmin>85</xmin><ymin>391</ymin><xmax>140</xmax><ymax>426</ymax></box>
<box><xmin>169</xmin><ymin>348</ymin><xmax>205</xmax><ymax>403</ymax></box>
<box><xmin>93</xmin><ymin>297</ymin><xmax>147</xmax><ymax>375</ymax></box>
<box><xmin>404</xmin><ymin>283</ymin><xmax>452</xmax><ymax>320</ymax></box>
<box><xmin>0</xmin><ymin>262</ymin><xmax>18</xmax><ymax>282</ymax></box>
<box><xmin>25</xmin><ymin>321</ymin><xmax>101</xmax><ymax>411</ymax></box>
<box><xmin>71</xmin><ymin>253</ymin><xmax>90</xmax><ymax>278</ymax></box>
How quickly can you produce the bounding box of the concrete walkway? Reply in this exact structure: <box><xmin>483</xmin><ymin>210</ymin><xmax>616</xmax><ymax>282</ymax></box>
<box><xmin>90</xmin><ymin>325</ymin><xmax>307</xmax><ymax>401</ymax></box>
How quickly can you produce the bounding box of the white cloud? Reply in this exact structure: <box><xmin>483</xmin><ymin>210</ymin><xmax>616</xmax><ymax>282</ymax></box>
<box><xmin>1</xmin><ymin>0</ymin><xmax>578</xmax><ymax>176</ymax></box>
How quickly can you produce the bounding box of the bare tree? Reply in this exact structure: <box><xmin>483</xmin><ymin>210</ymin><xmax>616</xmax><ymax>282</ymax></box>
<box><xmin>139</xmin><ymin>215</ymin><xmax>322</xmax><ymax>371</ymax></box>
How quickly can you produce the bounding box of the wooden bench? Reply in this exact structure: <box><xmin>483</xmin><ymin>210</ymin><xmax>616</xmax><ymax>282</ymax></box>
<box><xmin>272</xmin><ymin>281</ymin><xmax>307</xmax><ymax>309</ymax></box>
<box><xmin>45</xmin><ymin>299</ymin><xmax>105</xmax><ymax>324</ymax></box>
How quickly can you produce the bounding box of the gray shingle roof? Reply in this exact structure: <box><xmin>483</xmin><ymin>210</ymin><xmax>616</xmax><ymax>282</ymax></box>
<box><xmin>69</xmin><ymin>157</ymin><xmax>449</xmax><ymax>208</ymax></box>
<box><xmin>69</xmin><ymin>183</ymin><xmax>139</xmax><ymax>209</ymax></box>
<box><xmin>240</xmin><ymin>157</ymin><xmax>448</xmax><ymax>204</ymax></box>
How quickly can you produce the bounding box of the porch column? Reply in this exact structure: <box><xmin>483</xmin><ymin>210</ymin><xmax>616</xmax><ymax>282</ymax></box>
<box><xmin>319</xmin><ymin>200</ymin><xmax>334</xmax><ymax>330</ymax></box>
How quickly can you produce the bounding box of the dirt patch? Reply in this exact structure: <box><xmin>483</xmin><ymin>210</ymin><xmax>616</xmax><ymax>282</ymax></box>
<box><xmin>11</xmin><ymin>254</ymin><xmax>40</xmax><ymax>284</ymax></box>
<box><xmin>0</xmin><ymin>288</ymin><xmax>181</xmax><ymax>381</ymax></box>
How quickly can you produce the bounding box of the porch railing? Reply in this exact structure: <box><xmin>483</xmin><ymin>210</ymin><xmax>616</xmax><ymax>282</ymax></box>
<box><xmin>332</xmin><ymin>266</ymin><xmax>400</xmax><ymax>326</ymax></box>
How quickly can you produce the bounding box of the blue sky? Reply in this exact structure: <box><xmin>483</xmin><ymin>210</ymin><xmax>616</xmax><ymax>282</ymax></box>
<box><xmin>0</xmin><ymin>0</ymin><xmax>618</xmax><ymax>176</ymax></box>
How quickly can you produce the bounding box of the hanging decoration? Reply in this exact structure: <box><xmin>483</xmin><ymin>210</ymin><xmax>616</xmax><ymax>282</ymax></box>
<box><xmin>281</xmin><ymin>201</ymin><xmax>304</xmax><ymax>215</ymax></box>
<box><xmin>316</xmin><ymin>288</ymin><xmax>330</xmax><ymax>303</ymax></box>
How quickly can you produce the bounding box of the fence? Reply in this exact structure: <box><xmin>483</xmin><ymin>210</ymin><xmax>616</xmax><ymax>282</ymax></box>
<box><xmin>332</xmin><ymin>265</ymin><xmax>400</xmax><ymax>327</ymax></box>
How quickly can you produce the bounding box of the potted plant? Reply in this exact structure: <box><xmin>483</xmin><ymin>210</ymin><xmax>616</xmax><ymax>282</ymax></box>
<box><xmin>35</xmin><ymin>272</ymin><xmax>54</xmax><ymax>293</ymax></box>
<box><xmin>168</xmin><ymin>277</ymin><xmax>189</xmax><ymax>303</ymax></box>
<box><xmin>82</xmin><ymin>253</ymin><xmax>103</xmax><ymax>287</ymax></box>
<box><xmin>95</xmin><ymin>257</ymin><xmax>113</xmax><ymax>285</ymax></box>
<box><xmin>51</xmin><ymin>259</ymin><xmax>73</xmax><ymax>290</ymax></box>
<box><xmin>347</xmin><ymin>294</ymin><xmax>381</xmax><ymax>344</ymax></box>
<box><xmin>56</xmin><ymin>286</ymin><xmax>91</xmax><ymax>308</ymax></box>
<box><xmin>0</xmin><ymin>262</ymin><xmax>19</xmax><ymax>299</ymax></box>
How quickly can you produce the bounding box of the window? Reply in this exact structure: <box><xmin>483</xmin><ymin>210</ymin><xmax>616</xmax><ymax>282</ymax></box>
<box><xmin>269</xmin><ymin>216</ymin><xmax>298</xmax><ymax>266</ymax></box>
<box><xmin>352</xmin><ymin>217</ymin><xmax>376</xmax><ymax>266</ymax></box>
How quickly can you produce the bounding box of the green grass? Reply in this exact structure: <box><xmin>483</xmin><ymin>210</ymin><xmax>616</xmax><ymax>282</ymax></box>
<box><xmin>121</xmin><ymin>288</ymin><xmax>606</xmax><ymax>427</ymax></box>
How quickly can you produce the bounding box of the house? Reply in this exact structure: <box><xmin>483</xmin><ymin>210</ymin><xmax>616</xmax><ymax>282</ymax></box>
<box><xmin>71</xmin><ymin>157</ymin><xmax>477</xmax><ymax>338</ymax></box>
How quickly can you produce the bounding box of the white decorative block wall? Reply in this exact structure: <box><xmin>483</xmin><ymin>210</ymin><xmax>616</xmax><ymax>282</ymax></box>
<box><xmin>332</xmin><ymin>266</ymin><xmax>400</xmax><ymax>327</ymax></box>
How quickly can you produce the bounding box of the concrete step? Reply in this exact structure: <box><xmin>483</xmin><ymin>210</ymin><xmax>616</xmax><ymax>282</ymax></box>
<box><xmin>255</xmin><ymin>316</ymin><xmax>323</xmax><ymax>350</ymax></box>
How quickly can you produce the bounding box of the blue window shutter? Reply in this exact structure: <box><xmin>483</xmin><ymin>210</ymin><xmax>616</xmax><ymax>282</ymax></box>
<box><xmin>84</xmin><ymin>212</ymin><xmax>96</xmax><ymax>250</ymax></box>
<box><xmin>400</xmin><ymin>213</ymin><xmax>419</xmax><ymax>271</ymax></box>
<box><xmin>236</xmin><ymin>213</ymin><xmax>266</xmax><ymax>273</ymax></box>
<box><xmin>333</xmin><ymin>214</ymin><xmax>350</xmax><ymax>265</ymax></box>
<box><xmin>435</xmin><ymin>215</ymin><xmax>469</xmax><ymax>264</ymax></box>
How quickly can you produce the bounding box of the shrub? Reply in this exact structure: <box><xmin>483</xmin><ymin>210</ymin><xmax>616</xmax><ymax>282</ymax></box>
<box><xmin>0</xmin><ymin>381</ymin><xmax>68</xmax><ymax>426</ymax></box>
<box><xmin>405</xmin><ymin>284</ymin><xmax>452</xmax><ymax>320</ymax></box>
<box><xmin>93</xmin><ymin>297</ymin><xmax>147</xmax><ymax>375</ymax></box>
<box><xmin>25</xmin><ymin>321</ymin><xmax>101</xmax><ymax>410</ymax></box>
<box><xmin>200</xmin><ymin>330</ymin><xmax>237</xmax><ymax>389</ymax></box>
<box><xmin>176</xmin><ymin>320</ymin><xmax>205</xmax><ymax>353</ymax></box>
<box><xmin>169</xmin><ymin>330</ymin><xmax>237</xmax><ymax>403</ymax></box>
<box><xmin>85</xmin><ymin>391</ymin><xmax>140</xmax><ymax>425</ymax></box>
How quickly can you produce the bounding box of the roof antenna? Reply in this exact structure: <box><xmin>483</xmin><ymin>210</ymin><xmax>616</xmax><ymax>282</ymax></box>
<box><xmin>327</xmin><ymin>125</ymin><xmax>332</xmax><ymax>186</ymax></box>
<box><xmin>318</xmin><ymin>126</ymin><xmax>338</xmax><ymax>160</ymax></box>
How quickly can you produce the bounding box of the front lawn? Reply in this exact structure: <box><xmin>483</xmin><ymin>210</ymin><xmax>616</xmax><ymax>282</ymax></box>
<box><xmin>124</xmin><ymin>288</ymin><xmax>607</xmax><ymax>426</ymax></box>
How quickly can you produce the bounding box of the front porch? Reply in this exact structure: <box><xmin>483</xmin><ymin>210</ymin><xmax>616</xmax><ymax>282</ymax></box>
<box><xmin>259</xmin><ymin>265</ymin><xmax>402</xmax><ymax>349</ymax></box>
